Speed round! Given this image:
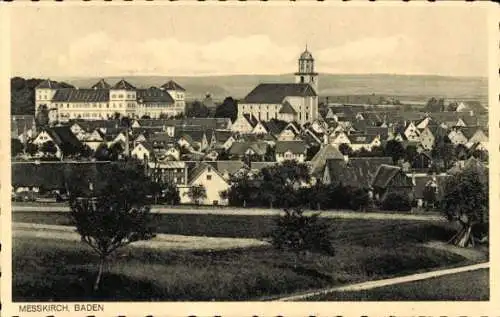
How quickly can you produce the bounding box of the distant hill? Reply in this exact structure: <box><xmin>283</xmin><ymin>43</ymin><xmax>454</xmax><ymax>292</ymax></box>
<box><xmin>56</xmin><ymin>74</ymin><xmax>488</xmax><ymax>105</ymax></box>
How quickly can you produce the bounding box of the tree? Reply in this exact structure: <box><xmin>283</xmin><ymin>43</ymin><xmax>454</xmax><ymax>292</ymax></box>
<box><xmin>382</xmin><ymin>192</ymin><xmax>412</xmax><ymax>211</ymax></box>
<box><xmin>215</xmin><ymin>97</ymin><xmax>238</xmax><ymax>122</ymax></box>
<box><xmin>432</xmin><ymin>135</ymin><xmax>455</xmax><ymax>169</ymax></box>
<box><xmin>424</xmin><ymin>97</ymin><xmax>443</xmax><ymax>112</ymax></box>
<box><xmin>35</xmin><ymin>105</ymin><xmax>50</xmax><ymax>128</ymax></box>
<box><xmin>441</xmin><ymin>165</ymin><xmax>488</xmax><ymax>247</ymax></box>
<box><xmin>11</xmin><ymin>138</ymin><xmax>24</xmax><ymax>157</ymax></box>
<box><xmin>66</xmin><ymin>161</ymin><xmax>157</xmax><ymax>291</ymax></box>
<box><xmin>40</xmin><ymin>141</ymin><xmax>58</xmax><ymax>156</ymax></box>
<box><xmin>141</xmin><ymin>115</ymin><xmax>151</xmax><ymax>119</ymax></box>
<box><xmin>384</xmin><ymin>140</ymin><xmax>405</xmax><ymax>164</ymax></box>
<box><xmin>25</xmin><ymin>142</ymin><xmax>38</xmax><ymax>156</ymax></box>
<box><xmin>270</xmin><ymin>207</ymin><xmax>335</xmax><ymax>257</ymax></box>
<box><xmin>185</xmin><ymin>184</ymin><xmax>207</xmax><ymax>205</ymax></box>
<box><xmin>338</xmin><ymin>143</ymin><xmax>352</xmax><ymax>156</ymax></box>
<box><xmin>94</xmin><ymin>143</ymin><xmax>110</xmax><ymax>161</ymax></box>
<box><xmin>186</xmin><ymin>101</ymin><xmax>210</xmax><ymax>118</ymax></box>
<box><xmin>109</xmin><ymin>142</ymin><xmax>124</xmax><ymax>161</ymax></box>
<box><xmin>447</xmin><ymin>102</ymin><xmax>459</xmax><ymax>112</ymax></box>
<box><xmin>405</xmin><ymin>145</ymin><xmax>418</xmax><ymax>163</ymax></box>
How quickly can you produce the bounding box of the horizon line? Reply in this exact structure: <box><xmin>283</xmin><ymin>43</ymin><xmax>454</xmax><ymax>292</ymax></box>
<box><xmin>11</xmin><ymin>72</ymin><xmax>488</xmax><ymax>80</ymax></box>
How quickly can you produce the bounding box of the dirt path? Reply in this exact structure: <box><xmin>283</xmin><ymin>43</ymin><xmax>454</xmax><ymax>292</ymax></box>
<box><xmin>275</xmin><ymin>262</ymin><xmax>489</xmax><ymax>301</ymax></box>
<box><xmin>12</xmin><ymin>205</ymin><xmax>445</xmax><ymax>221</ymax></box>
<box><xmin>422</xmin><ymin>241</ymin><xmax>488</xmax><ymax>262</ymax></box>
<box><xmin>13</xmin><ymin>222</ymin><xmax>269</xmax><ymax>251</ymax></box>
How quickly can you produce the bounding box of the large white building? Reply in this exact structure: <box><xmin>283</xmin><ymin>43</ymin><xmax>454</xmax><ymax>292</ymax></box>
<box><xmin>237</xmin><ymin>47</ymin><xmax>319</xmax><ymax>125</ymax></box>
<box><xmin>35</xmin><ymin>79</ymin><xmax>186</xmax><ymax>123</ymax></box>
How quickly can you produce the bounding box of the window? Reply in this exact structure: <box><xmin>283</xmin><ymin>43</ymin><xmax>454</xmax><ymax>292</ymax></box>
<box><xmin>206</xmin><ymin>174</ymin><xmax>212</xmax><ymax>181</ymax></box>
<box><xmin>119</xmin><ymin>94</ymin><xmax>123</xmax><ymax>98</ymax></box>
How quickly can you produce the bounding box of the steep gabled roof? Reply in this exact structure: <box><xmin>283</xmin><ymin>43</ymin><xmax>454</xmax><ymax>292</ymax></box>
<box><xmin>275</xmin><ymin>140</ymin><xmax>307</xmax><ymax>154</ymax></box>
<box><xmin>228</xmin><ymin>141</ymin><xmax>268</xmax><ymax>156</ymax></box>
<box><xmin>36</xmin><ymin>79</ymin><xmax>61</xmax><ymax>89</ymax></box>
<box><xmin>371</xmin><ymin>164</ymin><xmax>403</xmax><ymax>188</ymax></box>
<box><xmin>243</xmin><ymin>114</ymin><xmax>259</xmax><ymax>128</ymax></box>
<box><xmin>243</xmin><ymin>83</ymin><xmax>317</xmax><ymax>104</ymax></box>
<box><xmin>207</xmin><ymin>160</ymin><xmax>248</xmax><ymax>177</ymax></box>
<box><xmin>323</xmin><ymin>157</ymin><xmax>392</xmax><ymax>188</ymax></box>
<box><xmin>188</xmin><ymin>162</ymin><xmax>227</xmax><ymax>185</ymax></box>
<box><xmin>161</xmin><ymin>80</ymin><xmax>186</xmax><ymax>92</ymax></box>
<box><xmin>310</xmin><ymin>144</ymin><xmax>344</xmax><ymax>175</ymax></box>
<box><xmin>112</xmin><ymin>79</ymin><xmax>136</xmax><ymax>90</ymax></box>
<box><xmin>91</xmin><ymin>79</ymin><xmax>111</xmax><ymax>90</ymax></box>
<box><xmin>45</xmin><ymin>126</ymin><xmax>83</xmax><ymax>154</ymax></box>
<box><xmin>263</xmin><ymin>119</ymin><xmax>288</xmax><ymax>136</ymax></box>
<box><xmin>279</xmin><ymin>101</ymin><xmax>298</xmax><ymax>115</ymax></box>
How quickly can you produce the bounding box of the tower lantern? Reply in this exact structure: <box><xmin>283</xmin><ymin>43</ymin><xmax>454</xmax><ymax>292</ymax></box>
<box><xmin>295</xmin><ymin>45</ymin><xmax>319</xmax><ymax>92</ymax></box>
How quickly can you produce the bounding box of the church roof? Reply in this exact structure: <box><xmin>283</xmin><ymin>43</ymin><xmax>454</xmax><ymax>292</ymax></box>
<box><xmin>279</xmin><ymin>101</ymin><xmax>298</xmax><ymax>115</ymax></box>
<box><xmin>243</xmin><ymin>83</ymin><xmax>317</xmax><ymax>104</ymax></box>
<box><xmin>299</xmin><ymin>49</ymin><xmax>314</xmax><ymax>60</ymax></box>
<box><xmin>91</xmin><ymin>79</ymin><xmax>111</xmax><ymax>90</ymax></box>
<box><xmin>161</xmin><ymin>80</ymin><xmax>186</xmax><ymax>92</ymax></box>
<box><xmin>112</xmin><ymin>79</ymin><xmax>136</xmax><ymax>90</ymax></box>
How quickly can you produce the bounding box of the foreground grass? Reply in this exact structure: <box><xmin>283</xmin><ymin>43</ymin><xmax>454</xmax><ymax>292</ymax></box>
<box><xmin>14</xmin><ymin>230</ymin><xmax>470</xmax><ymax>301</ymax></box>
<box><xmin>308</xmin><ymin>269</ymin><xmax>489</xmax><ymax>301</ymax></box>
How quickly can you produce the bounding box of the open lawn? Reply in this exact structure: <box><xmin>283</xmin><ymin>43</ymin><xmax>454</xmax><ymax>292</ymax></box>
<box><xmin>14</xmin><ymin>211</ymin><xmax>450</xmax><ymax>240</ymax></box>
<box><xmin>13</xmin><ymin>218</ymin><xmax>474</xmax><ymax>301</ymax></box>
<box><xmin>307</xmin><ymin>269</ymin><xmax>489</xmax><ymax>301</ymax></box>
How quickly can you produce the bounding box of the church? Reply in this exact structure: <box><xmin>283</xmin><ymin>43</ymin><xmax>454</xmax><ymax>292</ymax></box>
<box><xmin>237</xmin><ymin>47</ymin><xmax>319</xmax><ymax>125</ymax></box>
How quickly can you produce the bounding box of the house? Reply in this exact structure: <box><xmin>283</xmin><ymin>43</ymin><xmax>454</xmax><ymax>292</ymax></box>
<box><xmin>251</xmin><ymin>121</ymin><xmax>269</xmax><ymax>135</ymax></box>
<box><xmin>206</xmin><ymin>161</ymin><xmax>249</xmax><ymax>182</ymax></box>
<box><xmin>131</xmin><ymin>142</ymin><xmax>154</xmax><ymax>161</ymax></box>
<box><xmin>33</xmin><ymin>127</ymin><xmax>83</xmax><ymax>158</ymax></box>
<box><xmin>228</xmin><ymin>141</ymin><xmax>268</xmax><ymax>160</ymax></box>
<box><xmin>231</xmin><ymin>114</ymin><xmax>258</xmax><ymax>133</ymax></box>
<box><xmin>348</xmin><ymin>134</ymin><xmax>381</xmax><ymax>151</ymax></box>
<box><xmin>263</xmin><ymin>119</ymin><xmax>288</xmax><ymax>138</ymax></box>
<box><xmin>371</xmin><ymin>165</ymin><xmax>414</xmax><ymax>201</ymax></box>
<box><xmin>178</xmin><ymin>163</ymin><xmax>230</xmax><ymax>206</ymax></box>
<box><xmin>277</xmin><ymin>122</ymin><xmax>301</xmax><ymax>141</ymax></box>
<box><xmin>322</xmin><ymin>157</ymin><xmax>393</xmax><ymax>189</ymax></box>
<box><xmin>412</xmin><ymin>174</ymin><xmax>450</xmax><ymax>208</ymax></box>
<box><xmin>456</xmin><ymin>101</ymin><xmax>486</xmax><ymax>115</ymax></box>
<box><xmin>455</xmin><ymin>116</ymin><xmax>478</xmax><ymax>127</ymax></box>
<box><xmin>147</xmin><ymin>160</ymin><xmax>188</xmax><ymax>185</ymax></box>
<box><xmin>278</xmin><ymin>101</ymin><xmax>298</xmax><ymax>122</ymax></box>
<box><xmin>309</xmin><ymin>144</ymin><xmax>344</xmax><ymax>176</ymax></box>
<box><xmin>448</xmin><ymin>129</ymin><xmax>468</xmax><ymax>146</ymax></box>
<box><xmin>329</xmin><ymin>131</ymin><xmax>351</xmax><ymax>146</ymax></box>
<box><xmin>83</xmin><ymin>129</ymin><xmax>106</xmax><ymax>151</ymax></box>
<box><xmin>275</xmin><ymin>140</ymin><xmax>307</xmax><ymax>163</ymax></box>
<box><xmin>466</xmin><ymin>128</ymin><xmax>488</xmax><ymax>150</ymax></box>
<box><xmin>403</xmin><ymin>122</ymin><xmax>421</xmax><ymax>142</ymax></box>
<box><xmin>412</xmin><ymin>151</ymin><xmax>433</xmax><ymax>169</ymax></box>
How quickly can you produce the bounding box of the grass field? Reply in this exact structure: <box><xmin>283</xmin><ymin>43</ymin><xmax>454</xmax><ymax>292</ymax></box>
<box><xmin>12</xmin><ymin>214</ymin><xmax>477</xmax><ymax>301</ymax></box>
<box><xmin>307</xmin><ymin>269</ymin><xmax>489</xmax><ymax>301</ymax></box>
<box><xmin>14</xmin><ymin>211</ymin><xmax>452</xmax><ymax>240</ymax></box>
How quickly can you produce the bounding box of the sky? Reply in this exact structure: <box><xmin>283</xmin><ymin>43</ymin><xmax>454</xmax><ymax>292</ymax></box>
<box><xmin>8</xmin><ymin>4</ymin><xmax>490</xmax><ymax>78</ymax></box>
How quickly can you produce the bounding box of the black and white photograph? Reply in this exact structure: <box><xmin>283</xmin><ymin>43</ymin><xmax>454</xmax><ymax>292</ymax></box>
<box><xmin>1</xmin><ymin>2</ymin><xmax>496</xmax><ymax>315</ymax></box>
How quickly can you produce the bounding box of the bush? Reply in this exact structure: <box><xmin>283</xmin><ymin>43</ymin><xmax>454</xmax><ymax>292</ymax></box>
<box><xmin>270</xmin><ymin>208</ymin><xmax>335</xmax><ymax>256</ymax></box>
<box><xmin>382</xmin><ymin>192</ymin><xmax>412</xmax><ymax>211</ymax></box>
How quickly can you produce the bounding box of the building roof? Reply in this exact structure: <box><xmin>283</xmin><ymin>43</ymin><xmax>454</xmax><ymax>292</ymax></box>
<box><xmin>229</xmin><ymin>141</ymin><xmax>268</xmax><ymax>156</ymax></box>
<box><xmin>44</xmin><ymin>126</ymin><xmax>83</xmax><ymax>153</ymax></box>
<box><xmin>243</xmin><ymin>114</ymin><xmax>259</xmax><ymax>128</ymax></box>
<box><xmin>310</xmin><ymin>144</ymin><xmax>344</xmax><ymax>175</ymax></box>
<box><xmin>112</xmin><ymin>79</ymin><xmax>136</xmax><ymax>90</ymax></box>
<box><xmin>279</xmin><ymin>101</ymin><xmax>298</xmax><ymax>115</ymax></box>
<box><xmin>36</xmin><ymin>79</ymin><xmax>61</xmax><ymax>89</ymax></box>
<box><xmin>299</xmin><ymin>48</ymin><xmax>314</xmax><ymax>60</ymax></box>
<box><xmin>52</xmin><ymin>88</ymin><xmax>110</xmax><ymax>102</ymax></box>
<box><xmin>207</xmin><ymin>161</ymin><xmax>248</xmax><ymax>177</ymax></box>
<box><xmin>137</xmin><ymin>88</ymin><xmax>175</xmax><ymax>104</ymax></box>
<box><xmin>348</xmin><ymin>134</ymin><xmax>377</xmax><ymax>145</ymax></box>
<box><xmin>91</xmin><ymin>79</ymin><xmax>111</xmax><ymax>90</ymax></box>
<box><xmin>187</xmin><ymin>162</ymin><xmax>227</xmax><ymax>185</ymax></box>
<box><xmin>324</xmin><ymin>157</ymin><xmax>392</xmax><ymax>188</ymax></box>
<box><xmin>161</xmin><ymin>80</ymin><xmax>186</xmax><ymax>92</ymax></box>
<box><xmin>275</xmin><ymin>140</ymin><xmax>307</xmax><ymax>154</ymax></box>
<box><xmin>372</xmin><ymin>164</ymin><xmax>403</xmax><ymax>188</ymax></box>
<box><xmin>243</xmin><ymin>83</ymin><xmax>317</xmax><ymax>104</ymax></box>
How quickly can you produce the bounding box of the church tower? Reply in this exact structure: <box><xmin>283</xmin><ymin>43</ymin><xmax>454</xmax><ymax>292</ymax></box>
<box><xmin>295</xmin><ymin>46</ymin><xmax>318</xmax><ymax>92</ymax></box>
